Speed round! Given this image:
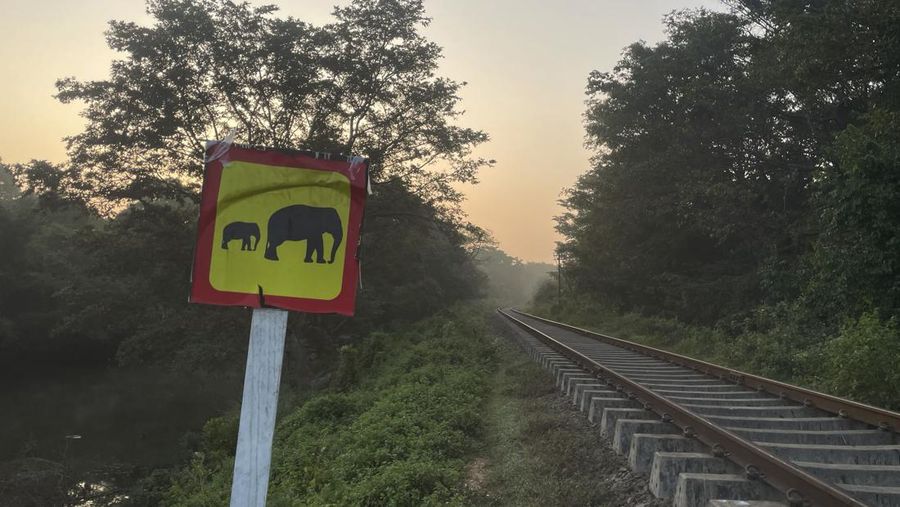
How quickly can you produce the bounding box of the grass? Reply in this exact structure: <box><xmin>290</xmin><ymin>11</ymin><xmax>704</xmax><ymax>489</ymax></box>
<box><xmin>163</xmin><ymin>306</ymin><xmax>496</xmax><ymax>506</ymax></box>
<box><xmin>465</xmin><ymin>321</ymin><xmax>665</xmax><ymax>507</ymax></box>
<box><xmin>158</xmin><ymin>306</ymin><xmax>670</xmax><ymax>506</ymax></box>
<box><xmin>528</xmin><ymin>299</ymin><xmax>900</xmax><ymax>411</ymax></box>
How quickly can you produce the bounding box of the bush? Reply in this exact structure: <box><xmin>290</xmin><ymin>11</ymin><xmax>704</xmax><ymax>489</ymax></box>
<box><xmin>817</xmin><ymin>313</ymin><xmax>900</xmax><ymax>409</ymax></box>
<box><xmin>164</xmin><ymin>306</ymin><xmax>496</xmax><ymax>505</ymax></box>
<box><xmin>530</xmin><ymin>296</ymin><xmax>900</xmax><ymax>410</ymax></box>
<box><xmin>199</xmin><ymin>415</ymin><xmax>239</xmax><ymax>460</ymax></box>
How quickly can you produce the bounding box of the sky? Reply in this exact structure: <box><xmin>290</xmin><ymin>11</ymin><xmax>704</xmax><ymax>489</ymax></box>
<box><xmin>0</xmin><ymin>0</ymin><xmax>723</xmax><ymax>262</ymax></box>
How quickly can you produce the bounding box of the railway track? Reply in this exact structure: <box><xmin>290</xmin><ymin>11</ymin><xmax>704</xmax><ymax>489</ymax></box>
<box><xmin>497</xmin><ymin>308</ymin><xmax>900</xmax><ymax>507</ymax></box>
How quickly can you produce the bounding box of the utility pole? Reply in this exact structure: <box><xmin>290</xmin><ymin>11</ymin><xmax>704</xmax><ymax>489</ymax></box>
<box><xmin>556</xmin><ymin>253</ymin><xmax>562</xmax><ymax>306</ymax></box>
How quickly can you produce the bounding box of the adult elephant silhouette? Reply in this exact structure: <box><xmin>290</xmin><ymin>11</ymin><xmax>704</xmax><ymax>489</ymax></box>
<box><xmin>264</xmin><ymin>205</ymin><xmax>344</xmax><ymax>264</ymax></box>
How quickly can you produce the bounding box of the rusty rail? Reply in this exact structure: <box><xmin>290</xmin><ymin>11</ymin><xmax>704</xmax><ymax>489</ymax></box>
<box><xmin>499</xmin><ymin>308</ymin><xmax>869</xmax><ymax>507</ymax></box>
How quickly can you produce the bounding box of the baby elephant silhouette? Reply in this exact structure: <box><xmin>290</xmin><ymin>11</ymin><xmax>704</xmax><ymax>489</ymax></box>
<box><xmin>264</xmin><ymin>205</ymin><xmax>343</xmax><ymax>264</ymax></box>
<box><xmin>221</xmin><ymin>222</ymin><xmax>260</xmax><ymax>251</ymax></box>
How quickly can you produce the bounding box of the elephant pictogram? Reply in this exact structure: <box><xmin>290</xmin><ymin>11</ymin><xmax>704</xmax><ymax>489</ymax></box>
<box><xmin>221</xmin><ymin>221</ymin><xmax>260</xmax><ymax>251</ymax></box>
<box><xmin>264</xmin><ymin>205</ymin><xmax>343</xmax><ymax>264</ymax></box>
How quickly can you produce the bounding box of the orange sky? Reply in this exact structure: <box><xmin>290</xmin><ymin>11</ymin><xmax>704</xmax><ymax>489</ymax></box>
<box><xmin>0</xmin><ymin>0</ymin><xmax>722</xmax><ymax>262</ymax></box>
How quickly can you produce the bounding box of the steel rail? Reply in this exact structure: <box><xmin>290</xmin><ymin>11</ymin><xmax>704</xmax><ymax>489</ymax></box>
<box><xmin>511</xmin><ymin>309</ymin><xmax>900</xmax><ymax>433</ymax></box>
<box><xmin>499</xmin><ymin>308</ymin><xmax>866</xmax><ymax>507</ymax></box>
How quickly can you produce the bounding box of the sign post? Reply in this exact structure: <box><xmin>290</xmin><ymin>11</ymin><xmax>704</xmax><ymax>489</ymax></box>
<box><xmin>229</xmin><ymin>308</ymin><xmax>288</xmax><ymax>506</ymax></box>
<box><xmin>190</xmin><ymin>141</ymin><xmax>368</xmax><ymax>506</ymax></box>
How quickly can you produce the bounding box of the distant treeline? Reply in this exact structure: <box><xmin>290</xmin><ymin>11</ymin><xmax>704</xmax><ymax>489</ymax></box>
<box><xmin>544</xmin><ymin>0</ymin><xmax>900</xmax><ymax>407</ymax></box>
<box><xmin>476</xmin><ymin>247</ymin><xmax>553</xmax><ymax>308</ymax></box>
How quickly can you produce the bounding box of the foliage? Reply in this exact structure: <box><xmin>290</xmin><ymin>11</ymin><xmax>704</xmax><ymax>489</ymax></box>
<box><xmin>0</xmin><ymin>0</ymin><xmax>491</xmax><ymax>369</ymax></box>
<box><xmin>474</xmin><ymin>246</ymin><xmax>553</xmax><ymax>307</ymax></box>
<box><xmin>55</xmin><ymin>0</ymin><xmax>491</xmax><ymax>215</ymax></box>
<box><xmin>358</xmin><ymin>181</ymin><xmax>486</xmax><ymax>326</ymax></box>
<box><xmin>560</xmin><ymin>0</ymin><xmax>900</xmax><ymax>324</ymax></box>
<box><xmin>553</xmin><ymin>0</ymin><xmax>900</xmax><ymax>407</ymax></box>
<box><xmin>800</xmin><ymin>109</ymin><xmax>900</xmax><ymax>326</ymax></box>
<box><xmin>530</xmin><ymin>296</ymin><xmax>900</xmax><ymax>410</ymax></box>
<box><xmin>0</xmin><ymin>165</ymin><xmax>101</xmax><ymax>361</ymax></box>
<box><xmin>817</xmin><ymin>313</ymin><xmax>900</xmax><ymax>409</ymax></box>
<box><xmin>560</xmin><ymin>10</ymin><xmax>812</xmax><ymax>323</ymax></box>
<box><xmin>165</xmin><ymin>307</ymin><xmax>496</xmax><ymax>505</ymax></box>
<box><xmin>0</xmin><ymin>162</ymin><xmax>18</xmax><ymax>199</ymax></box>
<box><xmin>1</xmin><ymin>0</ymin><xmax>492</xmax><ymax>502</ymax></box>
<box><xmin>0</xmin><ymin>0</ymin><xmax>495</xmax><ymax>370</ymax></box>
<box><xmin>0</xmin><ymin>0</ymin><xmax>490</xmax><ymax>374</ymax></box>
<box><xmin>164</xmin><ymin>454</ymin><xmax>233</xmax><ymax>507</ymax></box>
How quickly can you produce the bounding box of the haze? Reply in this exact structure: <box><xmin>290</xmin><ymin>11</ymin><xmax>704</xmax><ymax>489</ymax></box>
<box><xmin>0</xmin><ymin>0</ymin><xmax>722</xmax><ymax>262</ymax></box>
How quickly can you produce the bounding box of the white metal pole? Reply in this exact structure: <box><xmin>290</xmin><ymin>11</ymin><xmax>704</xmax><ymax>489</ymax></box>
<box><xmin>230</xmin><ymin>308</ymin><xmax>289</xmax><ymax>507</ymax></box>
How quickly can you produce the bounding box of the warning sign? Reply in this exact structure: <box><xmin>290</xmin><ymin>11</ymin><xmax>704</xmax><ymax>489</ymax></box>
<box><xmin>190</xmin><ymin>142</ymin><xmax>367</xmax><ymax>315</ymax></box>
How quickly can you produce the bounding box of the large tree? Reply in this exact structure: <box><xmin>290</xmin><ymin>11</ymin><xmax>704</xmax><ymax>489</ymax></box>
<box><xmin>559</xmin><ymin>0</ymin><xmax>900</xmax><ymax>330</ymax></box>
<box><xmin>56</xmin><ymin>0</ymin><xmax>490</xmax><ymax>216</ymax></box>
<box><xmin>727</xmin><ymin>0</ymin><xmax>900</xmax><ymax>326</ymax></box>
<box><xmin>559</xmin><ymin>11</ymin><xmax>813</xmax><ymax>322</ymax></box>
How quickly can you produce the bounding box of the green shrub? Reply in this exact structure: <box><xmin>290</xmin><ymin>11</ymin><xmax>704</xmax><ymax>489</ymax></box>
<box><xmin>199</xmin><ymin>415</ymin><xmax>239</xmax><ymax>459</ymax></box>
<box><xmin>343</xmin><ymin>459</ymin><xmax>463</xmax><ymax>506</ymax></box>
<box><xmin>164</xmin><ymin>454</ymin><xmax>232</xmax><ymax>507</ymax></box>
<box><xmin>532</xmin><ymin>299</ymin><xmax>900</xmax><ymax>410</ymax></box>
<box><xmin>817</xmin><ymin>313</ymin><xmax>900</xmax><ymax>409</ymax></box>
<box><xmin>165</xmin><ymin>306</ymin><xmax>496</xmax><ymax>505</ymax></box>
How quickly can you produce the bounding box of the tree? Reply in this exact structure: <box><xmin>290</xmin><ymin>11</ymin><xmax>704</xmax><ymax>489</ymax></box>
<box><xmin>0</xmin><ymin>163</ymin><xmax>102</xmax><ymax>362</ymax></box>
<box><xmin>727</xmin><ymin>0</ymin><xmax>900</xmax><ymax>133</ymax></box>
<box><xmin>559</xmin><ymin>0</ymin><xmax>900</xmax><ymax>334</ymax></box>
<box><xmin>56</xmin><ymin>0</ymin><xmax>491</xmax><ymax>217</ymax></box>
<box><xmin>474</xmin><ymin>246</ymin><xmax>553</xmax><ymax>307</ymax></box>
<box><xmin>0</xmin><ymin>162</ymin><xmax>19</xmax><ymax>200</ymax></box>
<box><xmin>559</xmin><ymin>11</ymin><xmax>813</xmax><ymax>323</ymax></box>
<box><xmin>800</xmin><ymin>110</ymin><xmax>900</xmax><ymax>323</ymax></box>
<box><xmin>49</xmin><ymin>0</ymin><xmax>491</xmax><ymax>337</ymax></box>
<box><xmin>53</xmin><ymin>0</ymin><xmax>492</xmax><ymax>331</ymax></box>
<box><xmin>724</xmin><ymin>0</ymin><xmax>900</xmax><ymax>327</ymax></box>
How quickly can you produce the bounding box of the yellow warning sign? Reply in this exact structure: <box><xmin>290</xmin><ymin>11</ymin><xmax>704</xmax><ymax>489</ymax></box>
<box><xmin>209</xmin><ymin>160</ymin><xmax>351</xmax><ymax>300</ymax></box>
<box><xmin>191</xmin><ymin>143</ymin><xmax>367</xmax><ymax>315</ymax></box>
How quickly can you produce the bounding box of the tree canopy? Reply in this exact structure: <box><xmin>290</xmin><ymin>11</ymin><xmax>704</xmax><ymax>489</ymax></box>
<box><xmin>56</xmin><ymin>0</ymin><xmax>491</xmax><ymax>216</ymax></box>
<box><xmin>558</xmin><ymin>0</ymin><xmax>900</xmax><ymax>329</ymax></box>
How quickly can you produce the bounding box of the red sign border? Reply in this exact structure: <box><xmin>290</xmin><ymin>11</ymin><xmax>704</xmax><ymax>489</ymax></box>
<box><xmin>189</xmin><ymin>143</ymin><xmax>367</xmax><ymax>316</ymax></box>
